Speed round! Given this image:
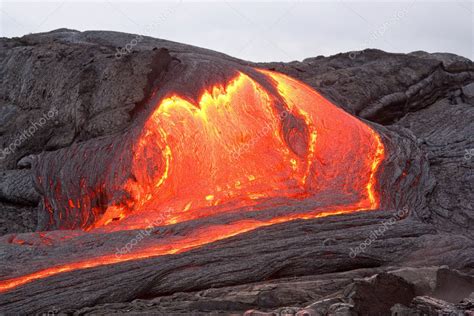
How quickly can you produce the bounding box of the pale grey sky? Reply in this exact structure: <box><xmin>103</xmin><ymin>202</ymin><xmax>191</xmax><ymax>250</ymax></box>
<box><xmin>1</xmin><ymin>0</ymin><xmax>472</xmax><ymax>62</ymax></box>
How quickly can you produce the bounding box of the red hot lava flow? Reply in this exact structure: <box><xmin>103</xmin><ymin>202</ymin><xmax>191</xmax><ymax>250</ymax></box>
<box><xmin>92</xmin><ymin>69</ymin><xmax>384</xmax><ymax>230</ymax></box>
<box><xmin>0</xmin><ymin>69</ymin><xmax>384</xmax><ymax>293</ymax></box>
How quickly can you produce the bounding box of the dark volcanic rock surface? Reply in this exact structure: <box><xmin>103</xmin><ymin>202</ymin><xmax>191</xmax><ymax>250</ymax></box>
<box><xmin>0</xmin><ymin>29</ymin><xmax>472</xmax><ymax>314</ymax></box>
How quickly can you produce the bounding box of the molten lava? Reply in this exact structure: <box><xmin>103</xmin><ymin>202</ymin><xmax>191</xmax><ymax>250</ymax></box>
<box><xmin>0</xmin><ymin>68</ymin><xmax>384</xmax><ymax>293</ymax></box>
<box><xmin>91</xmin><ymin>69</ymin><xmax>384</xmax><ymax>231</ymax></box>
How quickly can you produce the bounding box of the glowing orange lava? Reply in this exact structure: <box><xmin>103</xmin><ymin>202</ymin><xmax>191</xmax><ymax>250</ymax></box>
<box><xmin>0</xmin><ymin>69</ymin><xmax>385</xmax><ymax>293</ymax></box>
<box><xmin>0</xmin><ymin>205</ymin><xmax>371</xmax><ymax>293</ymax></box>
<box><xmin>91</xmin><ymin>69</ymin><xmax>384</xmax><ymax>231</ymax></box>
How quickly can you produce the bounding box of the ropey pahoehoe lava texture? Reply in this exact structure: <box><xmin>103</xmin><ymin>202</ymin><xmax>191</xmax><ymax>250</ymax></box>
<box><xmin>0</xmin><ymin>30</ymin><xmax>472</xmax><ymax>314</ymax></box>
<box><xmin>36</xmin><ymin>68</ymin><xmax>384</xmax><ymax>233</ymax></box>
<box><xmin>1</xmin><ymin>64</ymin><xmax>388</xmax><ymax>294</ymax></box>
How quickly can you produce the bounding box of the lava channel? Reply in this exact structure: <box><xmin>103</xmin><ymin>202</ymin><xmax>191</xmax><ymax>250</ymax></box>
<box><xmin>90</xmin><ymin>69</ymin><xmax>384</xmax><ymax>231</ymax></box>
<box><xmin>0</xmin><ymin>69</ymin><xmax>384</xmax><ymax>293</ymax></box>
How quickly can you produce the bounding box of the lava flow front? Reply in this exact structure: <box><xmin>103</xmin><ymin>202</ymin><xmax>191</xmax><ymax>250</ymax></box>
<box><xmin>0</xmin><ymin>68</ymin><xmax>384</xmax><ymax>293</ymax></box>
<box><xmin>91</xmin><ymin>69</ymin><xmax>384</xmax><ymax>231</ymax></box>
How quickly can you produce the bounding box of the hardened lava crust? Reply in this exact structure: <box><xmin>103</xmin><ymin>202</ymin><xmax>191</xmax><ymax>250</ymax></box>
<box><xmin>0</xmin><ymin>30</ymin><xmax>472</xmax><ymax>315</ymax></box>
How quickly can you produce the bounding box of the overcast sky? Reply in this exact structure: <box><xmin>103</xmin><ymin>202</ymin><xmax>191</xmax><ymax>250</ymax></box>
<box><xmin>1</xmin><ymin>1</ymin><xmax>472</xmax><ymax>62</ymax></box>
